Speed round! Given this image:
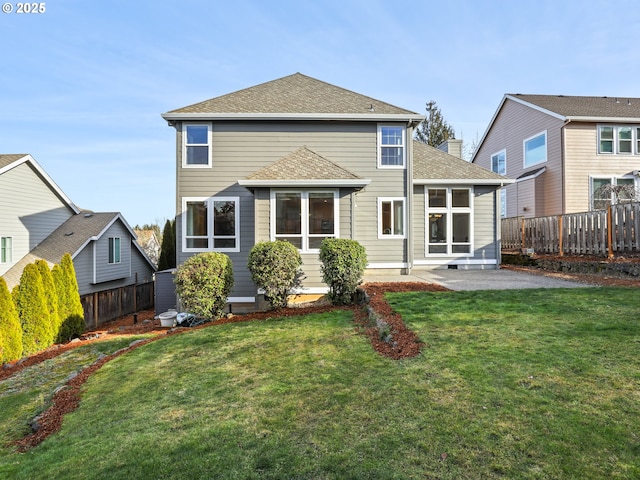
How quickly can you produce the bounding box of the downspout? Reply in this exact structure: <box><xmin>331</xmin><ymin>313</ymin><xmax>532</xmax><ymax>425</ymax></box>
<box><xmin>561</xmin><ymin>119</ymin><xmax>570</xmax><ymax>214</ymax></box>
<box><xmin>406</xmin><ymin>123</ymin><xmax>415</xmax><ymax>275</ymax></box>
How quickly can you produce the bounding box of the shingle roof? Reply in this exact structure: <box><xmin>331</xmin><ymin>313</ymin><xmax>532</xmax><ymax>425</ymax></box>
<box><xmin>2</xmin><ymin>212</ymin><xmax>122</xmax><ymax>289</ymax></box>
<box><xmin>246</xmin><ymin>146</ymin><xmax>362</xmax><ymax>182</ymax></box>
<box><xmin>0</xmin><ymin>154</ymin><xmax>28</xmax><ymax>171</ymax></box>
<box><xmin>509</xmin><ymin>94</ymin><xmax>640</xmax><ymax>119</ymax></box>
<box><xmin>165</xmin><ymin>73</ymin><xmax>421</xmax><ymax>118</ymax></box>
<box><xmin>413</xmin><ymin>141</ymin><xmax>510</xmax><ymax>184</ymax></box>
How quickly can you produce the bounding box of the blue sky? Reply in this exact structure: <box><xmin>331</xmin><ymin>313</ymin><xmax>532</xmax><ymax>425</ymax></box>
<box><xmin>2</xmin><ymin>0</ymin><xmax>639</xmax><ymax>227</ymax></box>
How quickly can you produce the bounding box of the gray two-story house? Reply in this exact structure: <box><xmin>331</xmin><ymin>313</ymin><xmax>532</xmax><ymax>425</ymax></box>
<box><xmin>162</xmin><ymin>73</ymin><xmax>510</xmax><ymax>310</ymax></box>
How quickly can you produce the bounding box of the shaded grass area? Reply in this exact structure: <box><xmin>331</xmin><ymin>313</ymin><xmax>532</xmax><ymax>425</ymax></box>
<box><xmin>0</xmin><ymin>288</ymin><xmax>638</xmax><ymax>479</ymax></box>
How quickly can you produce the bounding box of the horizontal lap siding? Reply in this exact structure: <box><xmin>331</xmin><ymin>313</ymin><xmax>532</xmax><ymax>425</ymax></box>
<box><xmin>474</xmin><ymin>99</ymin><xmax>564</xmax><ymax>217</ymax></box>
<box><xmin>95</xmin><ymin>222</ymin><xmax>131</xmax><ymax>284</ymax></box>
<box><xmin>0</xmin><ymin>163</ymin><xmax>74</xmax><ymax>275</ymax></box>
<box><xmin>473</xmin><ymin>187</ymin><xmax>498</xmax><ymax>259</ymax></box>
<box><xmin>564</xmin><ymin>123</ymin><xmax>640</xmax><ymax>213</ymax></box>
<box><xmin>177</xmin><ymin>122</ymin><xmax>401</xmax><ymax>296</ymax></box>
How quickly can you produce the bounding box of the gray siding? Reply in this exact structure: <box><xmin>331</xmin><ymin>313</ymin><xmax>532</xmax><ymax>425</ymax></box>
<box><xmin>95</xmin><ymin>221</ymin><xmax>131</xmax><ymax>283</ymax></box>
<box><xmin>0</xmin><ymin>162</ymin><xmax>74</xmax><ymax>275</ymax></box>
<box><xmin>176</xmin><ymin>121</ymin><xmax>411</xmax><ymax>294</ymax></box>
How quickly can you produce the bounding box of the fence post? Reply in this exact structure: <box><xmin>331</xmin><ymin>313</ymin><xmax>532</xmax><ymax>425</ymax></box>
<box><xmin>558</xmin><ymin>215</ymin><xmax>563</xmax><ymax>256</ymax></box>
<box><xmin>607</xmin><ymin>204</ymin><xmax>614</xmax><ymax>259</ymax></box>
<box><xmin>521</xmin><ymin>217</ymin><xmax>526</xmax><ymax>251</ymax></box>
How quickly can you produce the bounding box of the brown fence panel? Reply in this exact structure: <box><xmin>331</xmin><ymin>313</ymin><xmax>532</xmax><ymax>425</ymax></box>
<box><xmin>502</xmin><ymin>202</ymin><xmax>640</xmax><ymax>257</ymax></box>
<box><xmin>81</xmin><ymin>281</ymin><xmax>154</xmax><ymax>329</ymax></box>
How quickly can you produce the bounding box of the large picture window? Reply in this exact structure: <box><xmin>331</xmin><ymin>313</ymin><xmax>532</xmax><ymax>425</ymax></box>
<box><xmin>183</xmin><ymin>197</ymin><xmax>239</xmax><ymax>252</ymax></box>
<box><xmin>378</xmin><ymin>125</ymin><xmax>405</xmax><ymax>168</ymax></box>
<box><xmin>523</xmin><ymin>131</ymin><xmax>547</xmax><ymax>167</ymax></box>
<box><xmin>272</xmin><ymin>190</ymin><xmax>338</xmax><ymax>252</ymax></box>
<box><xmin>183</xmin><ymin>124</ymin><xmax>211</xmax><ymax>167</ymax></box>
<box><xmin>1</xmin><ymin>237</ymin><xmax>12</xmax><ymax>263</ymax></box>
<box><xmin>426</xmin><ymin>188</ymin><xmax>472</xmax><ymax>255</ymax></box>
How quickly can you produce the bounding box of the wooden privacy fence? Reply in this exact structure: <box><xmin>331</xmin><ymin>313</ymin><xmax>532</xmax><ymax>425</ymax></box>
<box><xmin>502</xmin><ymin>202</ymin><xmax>640</xmax><ymax>257</ymax></box>
<box><xmin>80</xmin><ymin>281</ymin><xmax>154</xmax><ymax>329</ymax></box>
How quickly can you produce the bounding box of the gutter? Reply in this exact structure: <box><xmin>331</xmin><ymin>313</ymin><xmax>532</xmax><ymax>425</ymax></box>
<box><xmin>162</xmin><ymin>112</ymin><xmax>425</xmax><ymax>123</ymax></box>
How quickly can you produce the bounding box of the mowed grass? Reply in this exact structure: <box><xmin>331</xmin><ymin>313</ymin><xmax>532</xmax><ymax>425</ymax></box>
<box><xmin>0</xmin><ymin>287</ymin><xmax>638</xmax><ymax>479</ymax></box>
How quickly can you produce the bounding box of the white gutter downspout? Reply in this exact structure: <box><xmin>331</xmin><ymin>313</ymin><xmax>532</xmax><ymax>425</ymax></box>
<box><xmin>406</xmin><ymin>123</ymin><xmax>414</xmax><ymax>275</ymax></box>
<box><xmin>562</xmin><ymin>119</ymin><xmax>571</xmax><ymax>214</ymax></box>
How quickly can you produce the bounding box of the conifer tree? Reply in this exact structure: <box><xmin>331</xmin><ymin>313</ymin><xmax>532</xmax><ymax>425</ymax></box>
<box><xmin>158</xmin><ymin>218</ymin><xmax>176</xmax><ymax>271</ymax></box>
<box><xmin>415</xmin><ymin>100</ymin><xmax>456</xmax><ymax>147</ymax></box>
<box><xmin>35</xmin><ymin>259</ymin><xmax>61</xmax><ymax>341</ymax></box>
<box><xmin>55</xmin><ymin>254</ymin><xmax>85</xmax><ymax>342</ymax></box>
<box><xmin>0</xmin><ymin>277</ymin><xmax>22</xmax><ymax>363</ymax></box>
<box><xmin>15</xmin><ymin>263</ymin><xmax>54</xmax><ymax>355</ymax></box>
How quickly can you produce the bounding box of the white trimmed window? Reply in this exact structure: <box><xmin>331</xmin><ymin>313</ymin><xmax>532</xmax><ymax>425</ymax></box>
<box><xmin>426</xmin><ymin>188</ymin><xmax>473</xmax><ymax>255</ymax></box>
<box><xmin>491</xmin><ymin>150</ymin><xmax>507</xmax><ymax>218</ymax></box>
<box><xmin>183</xmin><ymin>123</ymin><xmax>212</xmax><ymax>167</ymax></box>
<box><xmin>108</xmin><ymin>237</ymin><xmax>121</xmax><ymax>264</ymax></box>
<box><xmin>378</xmin><ymin>125</ymin><xmax>406</xmax><ymax>168</ymax></box>
<box><xmin>182</xmin><ymin>197</ymin><xmax>240</xmax><ymax>252</ymax></box>
<box><xmin>523</xmin><ymin>131</ymin><xmax>547</xmax><ymax>168</ymax></box>
<box><xmin>271</xmin><ymin>190</ymin><xmax>338</xmax><ymax>252</ymax></box>
<box><xmin>378</xmin><ymin>198</ymin><xmax>406</xmax><ymax>238</ymax></box>
<box><xmin>1</xmin><ymin>237</ymin><xmax>12</xmax><ymax>263</ymax></box>
<box><xmin>598</xmin><ymin>125</ymin><xmax>640</xmax><ymax>155</ymax></box>
<box><xmin>590</xmin><ymin>177</ymin><xmax>636</xmax><ymax>210</ymax></box>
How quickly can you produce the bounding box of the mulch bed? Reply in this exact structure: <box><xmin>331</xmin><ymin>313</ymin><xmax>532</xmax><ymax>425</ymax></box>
<box><xmin>5</xmin><ymin>282</ymin><xmax>443</xmax><ymax>451</ymax></box>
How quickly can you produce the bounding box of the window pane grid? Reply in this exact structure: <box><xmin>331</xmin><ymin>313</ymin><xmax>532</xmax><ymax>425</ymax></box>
<box><xmin>426</xmin><ymin>188</ymin><xmax>471</xmax><ymax>256</ymax></box>
<box><xmin>274</xmin><ymin>191</ymin><xmax>336</xmax><ymax>251</ymax></box>
<box><xmin>379</xmin><ymin>126</ymin><xmax>405</xmax><ymax>167</ymax></box>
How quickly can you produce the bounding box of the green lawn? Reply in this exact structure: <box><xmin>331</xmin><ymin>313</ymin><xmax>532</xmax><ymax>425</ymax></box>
<box><xmin>0</xmin><ymin>287</ymin><xmax>639</xmax><ymax>479</ymax></box>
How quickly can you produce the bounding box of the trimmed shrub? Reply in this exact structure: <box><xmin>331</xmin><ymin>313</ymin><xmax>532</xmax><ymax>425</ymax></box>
<box><xmin>174</xmin><ymin>252</ymin><xmax>234</xmax><ymax>320</ymax></box>
<box><xmin>319</xmin><ymin>238</ymin><xmax>367</xmax><ymax>305</ymax></box>
<box><xmin>14</xmin><ymin>263</ymin><xmax>54</xmax><ymax>355</ymax></box>
<box><xmin>35</xmin><ymin>259</ymin><xmax>61</xmax><ymax>339</ymax></box>
<box><xmin>248</xmin><ymin>241</ymin><xmax>302</xmax><ymax>309</ymax></box>
<box><xmin>0</xmin><ymin>278</ymin><xmax>22</xmax><ymax>363</ymax></box>
<box><xmin>57</xmin><ymin>315</ymin><xmax>86</xmax><ymax>343</ymax></box>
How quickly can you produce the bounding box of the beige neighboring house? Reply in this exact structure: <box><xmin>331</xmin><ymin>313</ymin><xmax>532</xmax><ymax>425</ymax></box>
<box><xmin>162</xmin><ymin>73</ymin><xmax>510</xmax><ymax>310</ymax></box>
<box><xmin>472</xmin><ymin>94</ymin><xmax>640</xmax><ymax>218</ymax></box>
<box><xmin>134</xmin><ymin>229</ymin><xmax>161</xmax><ymax>267</ymax></box>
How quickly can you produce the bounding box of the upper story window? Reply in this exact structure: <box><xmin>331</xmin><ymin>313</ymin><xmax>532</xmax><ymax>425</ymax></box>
<box><xmin>272</xmin><ymin>190</ymin><xmax>338</xmax><ymax>252</ymax></box>
<box><xmin>378</xmin><ymin>125</ymin><xmax>405</xmax><ymax>168</ymax></box>
<box><xmin>378</xmin><ymin>198</ymin><xmax>406</xmax><ymax>238</ymax></box>
<box><xmin>1</xmin><ymin>237</ymin><xmax>12</xmax><ymax>264</ymax></box>
<box><xmin>523</xmin><ymin>131</ymin><xmax>547</xmax><ymax>168</ymax></box>
<box><xmin>183</xmin><ymin>124</ymin><xmax>212</xmax><ymax>167</ymax></box>
<box><xmin>183</xmin><ymin>197</ymin><xmax>240</xmax><ymax>252</ymax></box>
<box><xmin>108</xmin><ymin>237</ymin><xmax>121</xmax><ymax>264</ymax></box>
<box><xmin>598</xmin><ymin>125</ymin><xmax>640</xmax><ymax>155</ymax></box>
<box><xmin>491</xmin><ymin>150</ymin><xmax>506</xmax><ymax>175</ymax></box>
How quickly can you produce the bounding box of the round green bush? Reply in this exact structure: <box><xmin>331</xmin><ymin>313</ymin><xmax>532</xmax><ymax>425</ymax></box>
<box><xmin>248</xmin><ymin>241</ymin><xmax>302</xmax><ymax>309</ymax></box>
<box><xmin>174</xmin><ymin>252</ymin><xmax>234</xmax><ymax>320</ymax></box>
<box><xmin>319</xmin><ymin>238</ymin><xmax>367</xmax><ymax>305</ymax></box>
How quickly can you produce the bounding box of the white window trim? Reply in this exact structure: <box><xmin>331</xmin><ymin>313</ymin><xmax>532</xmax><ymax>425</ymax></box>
<box><xmin>377</xmin><ymin>124</ymin><xmax>406</xmax><ymax>169</ymax></box>
<box><xmin>269</xmin><ymin>189</ymin><xmax>339</xmax><ymax>253</ymax></box>
<box><xmin>377</xmin><ymin>197</ymin><xmax>407</xmax><ymax>239</ymax></box>
<box><xmin>491</xmin><ymin>149</ymin><xmax>506</xmax><ymax>176</ymax></box>
<box><xmin>523</xmin><ymin>130</ymin><xmax>547</xmax><ymax>168</ymax></box>
<box><xmin>182</xmin><ymin>123</ymin><xmax>212</xmax><ymax>168</ymax></box>
<box><xmin>1</xmin><ymin>236</ymin><xmax>12</xmax><ymax>264</ymax></box>
<box><xmin>425</xmin><ymin>187</ymin><xmax>474</xmax><ymax>257</ymax></box>
<box><xmin>181</xmin><ymin>196</ymin><xmax>240</xmax><ymax>253</ymax></box>
<box><xmin>589</xmin><ymin>175</ymin><xmax>637</xmax><ymax>210</ymax></box>
<box><xmin>597</xmin><ymin>125</ymin><xmax>640</xmax><ymax>155</ymax></box>
<box><xmin>108</xmin><ymin>237</ymin><xmax>121</xmax><ymax>264</ymax></box>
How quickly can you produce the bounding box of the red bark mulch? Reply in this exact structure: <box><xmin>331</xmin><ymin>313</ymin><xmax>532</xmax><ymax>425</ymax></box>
<box><xmin>5</xmin><ymin>282</ymin><xmax>442</xmax><ymax>451</ymax></box>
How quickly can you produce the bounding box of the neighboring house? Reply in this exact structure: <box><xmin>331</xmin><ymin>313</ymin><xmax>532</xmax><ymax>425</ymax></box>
<box><xmin>134</xmin><ymin>228</ymin><xmax>161</xmax><ymax>267</ymax></box>
<box><xmin>1</xmin><ymin>154</ymin><xmax>155</xmax><ymax>296</ymax></box>
<box><xmin>162</xmin><ymin>73</ymin><xmax>510</xmax><ymax>310</ymax></box>
<box><xmin>472</xmin><ymin>94</ymin><xmax>640</xmax><ymax>218</ymax></box>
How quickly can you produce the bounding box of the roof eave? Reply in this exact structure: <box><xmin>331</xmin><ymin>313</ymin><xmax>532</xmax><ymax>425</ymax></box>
<box><xmin>162</xmin><ymin>112</ymin><xmax>425</xmax><ymax>123</ymax></box>
<box><xmin>238</xmin><ymin>179</ymin><xmax>371</xmax><ymax>188</ymax></box>
<box><xmin>413</xmin><ymin>178</ymin><xmax>515</xmax><ymax>185</ymax></box>
<box><xmin>566</xmin><ymin>115</ymin><xmax>640</xmax><ymax>123</ymax></box>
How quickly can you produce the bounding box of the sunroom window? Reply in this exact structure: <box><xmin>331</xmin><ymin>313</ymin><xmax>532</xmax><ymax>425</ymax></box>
<box><xmin>426</xmin><ymin>188</ymin><xmax>472</xmax><ymax>255</ymax></box>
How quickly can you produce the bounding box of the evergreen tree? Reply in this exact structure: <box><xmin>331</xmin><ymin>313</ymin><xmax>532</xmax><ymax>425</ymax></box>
<box><xmin>15</xmin><ymin>263</ymin><xmax>53</xmax><ymax>355</ymax></box>
<box><xmin>35</xmin><ymin>259</ymin><xmax>61</xmax><ymax>341</ymax></box>
<box><xmin>0</xmin><ymin>277</ymin><xmax>22</xmax><ymax>363</ymax></box>
<box><xmin>60</xmin><ymin>253</ymin><xmax>84</xmax><ymax>318</ymax></box>
<box><xmin>55</xmin><ymin>254</ymin><xmax>85</xmax><ymax>342</ymax></box>
<box><xmin>158</xmin><ymin>219</ymin><xmax>176</xmax><ymax>270</ymax></box>
<box><xmin>415</xmin><ymin>100</ymin><xmax>456</xmax><ymax>147</ymax></box>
